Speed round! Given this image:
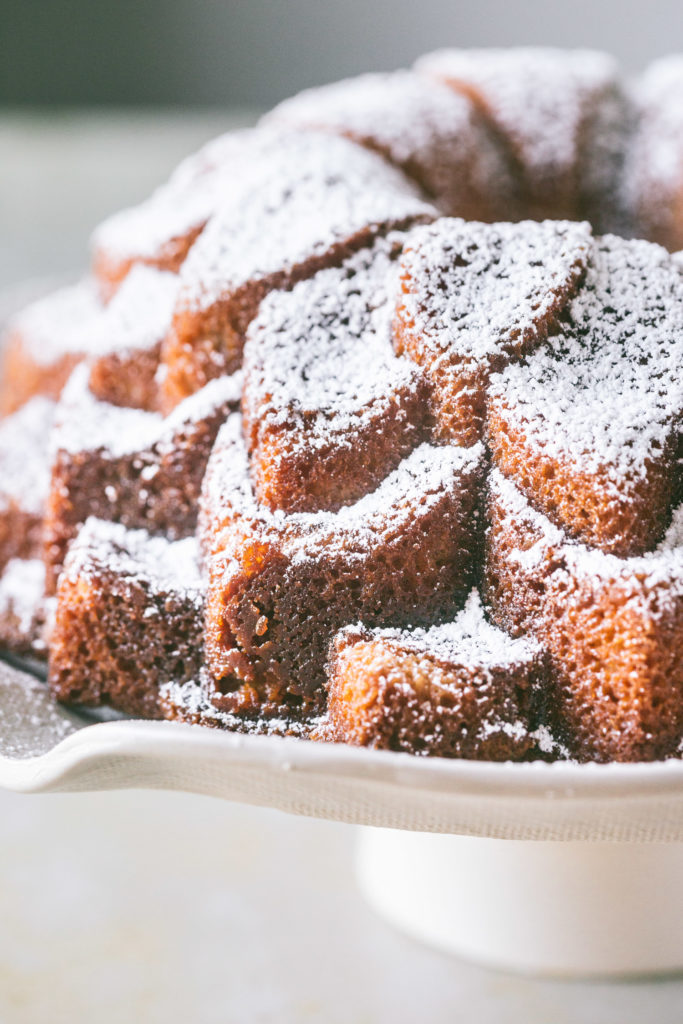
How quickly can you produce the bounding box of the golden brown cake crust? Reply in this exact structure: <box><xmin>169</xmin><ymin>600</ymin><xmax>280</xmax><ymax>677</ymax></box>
<box><xmin>392</xmin><ymin>218</ymin><xmax>591</xmax><ymax>445</ymax></box>
<box><xmin>242</xmin><ymin>234</ymin><xmax>429</xmax><ymax>514</ymax></box>
<box><xmin>200</xmin><ymin>415</ymin><xmax>485</xmax><ymax>711</ymax></box>
<box><xmin>485</xmin><ymin>469</ymin><xmax>683</xmax><ymax>762</ymax></box>
<box><xmin>159</xmin><ymin>132</ymin><xmax>436</xmax><ymax>410</ymax></box>
<box><xmin>264</xmin><ymin>71</ymin><xmax>519</xmax><ymax>221</ymax></box>
<box><xmin>49</xmin><ymin>520</ymin><xmax>204</xmax><ymax>717</ymax></box>
<box><xmin>0</xmin><ymin>558</ymin><xmax>48</xmax><ymax>659</ymax></box>
<box><xmin>85</xmin><ymin>266</ymin><xmax>179</xmax><ymax>412</ymax></box>
<box><xmin>486</xmin><ymin>235</ymin><xmax>683</xmax><ymax>557</ymax></box>
<box><xmin>415</xmin><ymin>48</ymin><xmax>627</xmax><ymax>225</ymax></box>
<box><xmin>43</xmin><ymin>367</ymin><xmax>240</xmax><ymax>592</ymax></box>
<box><xmin>324</xmin><ymin>591</ymin><xmax>548</xmax><ymax>760</ymax></box>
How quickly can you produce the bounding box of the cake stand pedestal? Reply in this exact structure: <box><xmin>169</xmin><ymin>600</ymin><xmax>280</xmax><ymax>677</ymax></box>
<box><xmin>356</xmin><ymin>828</ymin><xmax>683</xmax><ymax>976</ymax></box>
<box><xmin>2</xmin><ymin>659</ymin><xmax>683</xmax><ymax>978</ymax></box>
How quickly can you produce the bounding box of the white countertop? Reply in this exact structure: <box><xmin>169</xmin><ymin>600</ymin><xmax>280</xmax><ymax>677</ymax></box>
<box><xmin>1</xmin><ymin>111</ymin><xmax>682</xmax><ymax>1023</ymax></box>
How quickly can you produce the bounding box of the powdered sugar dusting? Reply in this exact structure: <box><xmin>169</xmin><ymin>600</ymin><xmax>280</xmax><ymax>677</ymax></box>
<box><xmin>161</xmin><ymin>673</ymin><xmax>316</xmax><ymax>738</ymax></box>
<box><xmin>490</xmin><ymin>234</ymin><xmax>683</xmax><ymax>489</ymax></box>
<box><xmin>244</xmin><ymin>233</ymin><xmax>420</xmax><ymax>442</ymax></box>
<box><xmin>158</xmin><ymin>372</ymin><xmax>242</xmax><ymax>440</ymax></box>
<box><xmin>88</xmin><ymin>265</ymin><xmax>178</xmax><ymax>358</ymax></box>
<box><xmin>204</xmin><ymin>414</ymin><xmax>483</xmax><ymax>565</ymax></box>
<box><xmin>352</xmin><ymin>589</ymin><xmax>541</xmax><ymax>669</ymax></box>
<box><xmin>490</xmin><ymin>468</ymin><xmax>683</xmax><ymax>618</ymax></box>
<box><xmin>265</xmin><ymin>70</ymin><xmax>513</xmax><ymax>211</ymax></box>
<box><xmin>488</xmin><ymin>467</ymin><xmax>565</xmax><ymax>573</ymax></box>
<box><xmin>0</xmin><ymin>558</ymin><xmax>46</xmax><ymax>650</ymax></box>
<box><xmin>53</xmin><ymin>363</ymin><xmax>240</xmax><ymax>459</ymax></box>
<box><xmin>4</xmin><ymin>279</ymin><xmax>102</xmax><ymax>367</ymax></box>
<box><xmin>64</xmin><ymin>517</ymin><xmax>203</xmax><ymax>606</ymax></box>
<box><xmin>416</xmin><ymin>48</ymin><xmax>620</xmax><ymax>204</ymax></box>
<box><xmin>91</xmin><ymin>128</ymin><xmax>278</xmax><ymax>266</ymax></box>
<box><xmin>0</xmin><ymin>396</ymin><xmax>55</xmax><ymax>515</ymax></box>
<box><xmin>305</xmin><ymin>437</ymin><xmax>481</xmax><ymax>559</ymax></box>
<box><xmin>397</xmin><ymin>218</ymin><xmax>591</xmax><ymax>361</ymax></box>
<box><xmin>176</xmin><ymin>131</ymin><xmax>435</xmax><ymax>317</ymax></box>
<box><xmin>53</xmin><ymin>365</ymin><xmax>162</xmax><ymax>458</ymax></box>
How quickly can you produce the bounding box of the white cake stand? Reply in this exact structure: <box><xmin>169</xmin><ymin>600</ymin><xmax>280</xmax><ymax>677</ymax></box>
<box><xmin>356</xmin><ymin>830</ymin><xmax>683</xmax><ymax>975</ymax></box>
<box><xmin>1</xmin><ymin>659</ymin><xmax>682</xmax><ymax>977</ymax></box>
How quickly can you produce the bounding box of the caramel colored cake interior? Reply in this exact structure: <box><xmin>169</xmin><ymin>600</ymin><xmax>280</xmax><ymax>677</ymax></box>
<box><xmin>2</xmin><ymin>47</ymin><xmax>683</xmax><ymax>762</ymax></box>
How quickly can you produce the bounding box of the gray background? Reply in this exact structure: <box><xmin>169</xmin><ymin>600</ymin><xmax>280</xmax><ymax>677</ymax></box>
<box><xmin>2</xmin><ymin>0</ymin><xmax>683</xmax><ymax>108</ymax></box>
<box><xmin>2</xmin><ymin>108</ymin><xmax>681</xmax><ymax>1022</ymax></box>
<box><xmin>2</xmin><ymin>5</ymin><xmax>683</xmax><ymax>1020</ymax></box>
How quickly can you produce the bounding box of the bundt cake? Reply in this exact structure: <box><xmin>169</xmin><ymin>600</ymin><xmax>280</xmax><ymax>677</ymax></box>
<box><xmin>2</xmin><ymin>47</ymin><xmax>683</xmax><ymax>763</ymax></box>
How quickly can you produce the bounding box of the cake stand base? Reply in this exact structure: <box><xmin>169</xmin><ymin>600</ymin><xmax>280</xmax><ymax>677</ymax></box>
<box><xmin>356</xmin><ymin>828</ymin><xmax>683</xmax><ymax>976</ymax></box>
